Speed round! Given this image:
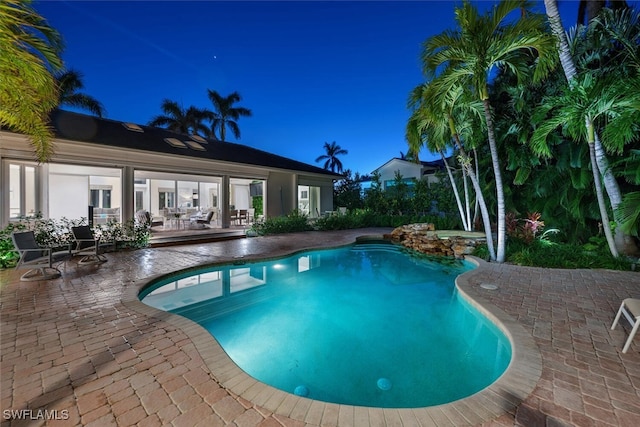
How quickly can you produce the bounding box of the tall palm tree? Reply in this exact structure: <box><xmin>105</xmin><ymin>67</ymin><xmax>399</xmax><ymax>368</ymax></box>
<box><xmin>423</xmin><ymin>0</ymin><xmax>557</xmax><ymax>262</ymax></box>
<box><xmin>0</xmin><ymin>0</ymin><xmax>64</xmax><ymax>162</ymax></box>
<box><xmin>315</xmin><ymin>141</ymin><xmax>348</xmax><ymax>174</ymax></box>
<box><xmin>56</xmin><ymin>69</ymin><xmax>105</xmax><ymax>117</ymax></box>
<box><xmin>407</xmin><ymin>81</ymin><xmax>497</xmax><ymax>258</ymax></box>
<box><xmin>577</xmin><ymin>0</ymin><xmax>628</xmax><ymax>25</ymax></box>
<box><xmin>530</xmin><ymin>73</ymin><xmax>633</xmax><ymax>257</ymax></box>
<box><xmin>206</xmin><ymin>90</ymin><xmax>252</xmax><ymax>141</ymax></box>
<box><xmin>148</xmin><ymin>99</ymin><xmax>210</xmax><ymax>136</ymax></box>
<box><xmin>544</xmin><ymin>0</ymin><xmax>637</xmax><ymax>254</ymax></box>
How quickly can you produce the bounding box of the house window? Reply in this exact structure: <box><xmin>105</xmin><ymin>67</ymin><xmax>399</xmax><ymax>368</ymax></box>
<box><xmin>159</xmin><ymin>190</ymin><xmax>175</xmax><ymax>208</ymax></box>
<box><xmin>8</xmin><ymin>163</ymin><xmax>37</xmax><ymax>219</ymax></box>
<box><xmin>135</xmin><ymin>191</ymin><xmax>144</xmax><ymax>211</ymax></box>
<box><xmin>90</xmin><ymin>186</ymin><xmax>112</xmax><ymax>208</ymax></box>
<box><xmin>298</xmin><ymin>185</ymin><xmax>320</xmax><ymax>217</ymax></box>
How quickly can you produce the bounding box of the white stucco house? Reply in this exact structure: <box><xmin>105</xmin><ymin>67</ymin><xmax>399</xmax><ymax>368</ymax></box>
<box><xmin>371</xmin><ymin>157</ymin><xmax>445</xmax><ymax>190</ymax></box>
<box><xmin>1</xmin><ymin>110</ymin><xmax>340</xmax><ymax>229</ymax></box>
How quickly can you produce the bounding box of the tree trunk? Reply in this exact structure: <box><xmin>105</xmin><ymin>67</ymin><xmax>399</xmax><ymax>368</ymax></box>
<box><xmin>482</xmin><ymin>98</ymin><xmax>506</xmax><ymax>263</ymax></box>
<box><xmin>588</xmin><ymin>137</ymin><xmax>619</xmax><ymax>257</ymax></box>
<box><xmin>452</xmin><ymin>139</ymin><xmax>497</xmax><ymax>261</ymax></box>
<box><xmin>544</xmin><ymin>0</ymin><xmax>636</xmax><ymax>255</ymax></box>
<box><xmin>463</xmin><ymin>165</ymin><xmax>472</xmax><ymax>230</ymax></box>
<box><xmin>440</xmin><ymin>151</ymin><xmax>470</xmax><ymax>231</ymax></box>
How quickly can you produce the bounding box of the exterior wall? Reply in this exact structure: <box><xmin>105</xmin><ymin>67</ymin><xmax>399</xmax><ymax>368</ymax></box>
<box><xmin>298</xmin><ymin>175</ymin><xmax>334</xmax><ymax>215</ymax></box>
<box><xmin>265</xmin><ymin>172</ymin><xmax>295</xmax><ymax>218</ymax></box>
<box><xmin>0</xmin><ymin>131</ymin><xmax>336</xmax><ymax>228</ymax></box>
<box><xmin>373</xmin><ymin>158</ymin><xmax>444</xmax><ymax>191</ymax></box>
<box><xmin>375</xmin><ymin>159</ymin><xmax>422</xmax><ymax>190</ymax></box>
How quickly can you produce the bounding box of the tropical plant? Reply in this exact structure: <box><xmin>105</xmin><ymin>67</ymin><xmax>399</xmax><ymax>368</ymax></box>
<box><xmin>148</xmin><ymin>99</ymin><xmax>210</xmax><ymax>135</ymax></box>
<box><xmin>577</xmin><ymin>0</ymin><xmax>629</xmax><ymax>25</ymax></box>
<box><xmin>0</xmin><ymin>0</ymin><xmax>64</xmax><ymax>162</ymax></box>
<box><xmin>530</xmin><ymin>72</ymin><xmax>637</xmax><ymax>257</ymax></box>
<box><xmin>334</xmin><ymin>170</ymin><xmax>364</xmax><ymax>211</ymax></box>
<box><xmin>406</xmin><ymin>83</ymin><xmax>480</xmax><ymax>234</ymax></box>
<box><xmin>544</xmin><ymin>0</ymin><xmax>638</xmax><ymax>254</ymax></box>
<box><xmin>422</xmin><ymin>0</ymin><xmax>558</xmax><ymax>262</ymax></box>
<box><xmin>315</xmin><ymin>141</ymin><xmax>348</xmax><ymax>173</ymax></box>
<box><xmin>206</xmin><ymin>90</ymin><xmax>252</xmax><ymax>141</ymax></box>
<box><xmin>56</xmin><ymin>69</ymin><xmax>105</xmax><ymax>117</ymax></box>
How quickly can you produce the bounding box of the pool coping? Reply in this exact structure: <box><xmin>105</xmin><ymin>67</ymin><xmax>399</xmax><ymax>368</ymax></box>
<box><xmin>121</xmin><ymin>247</ymin><xmax>542</xmax><ymax>426</ymax></box>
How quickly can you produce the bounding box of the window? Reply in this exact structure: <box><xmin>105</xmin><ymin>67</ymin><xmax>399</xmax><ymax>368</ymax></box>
<box><xmin>90</xmin><ymin>186</ymin><xmax>112</xmax><ymax>208</ymax></box>
<box><xmin>298</xmin><ymin>185</ymin><xmax>320</xmax><ymax>217</ymax></box>
<box><xmin>135</xmin><ymin>191</ymin><xmax>144</xmax><ymax>211</ymax></box>
<box><xmin>8</xmin><ymin>163</ymin><xmax>37</xmax><ymax>219</ymax></box>
<box><xmin>90</xmin><ymin>189</ymin><xmax>99</xmax><ymax>207</ymax></box>
<box><xmin>159</xmin><ymin>190</ymin><xmax>175</xmax><ymax>208</ymax></box>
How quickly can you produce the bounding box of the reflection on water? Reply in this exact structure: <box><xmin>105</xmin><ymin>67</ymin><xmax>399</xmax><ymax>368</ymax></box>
<box><xmin>140</xmin><ymin>242</ymin><xmax>511</xmax><ymax>408</ymax></box>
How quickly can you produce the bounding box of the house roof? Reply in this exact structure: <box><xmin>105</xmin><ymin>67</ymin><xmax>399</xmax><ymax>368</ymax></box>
<box><xmin>372</xmin><ymin>157</ymin><xmax>447</xmax><ymax>174</ymax></box>
<box><xmin>49</xmin><ymin>109</ymin><xmax>342</xmax><ymax>178</ymax></box>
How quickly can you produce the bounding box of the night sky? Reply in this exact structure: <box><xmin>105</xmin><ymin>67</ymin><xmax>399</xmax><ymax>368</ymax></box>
<box><xmin>37</xmin><ymin>0</ymin><xmax>581</xmax><ymax>175</ymax></box>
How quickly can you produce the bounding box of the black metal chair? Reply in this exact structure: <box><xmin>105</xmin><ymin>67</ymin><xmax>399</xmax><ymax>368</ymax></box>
<box><xmin>71</xmin><ymin>226</ymin><xmax>108</xmax><ymax>265</ymax></box>
<box><xmin>11</xmin><ymin>230</ymin><xmax>68</xmax><ymax>281</ymax></box>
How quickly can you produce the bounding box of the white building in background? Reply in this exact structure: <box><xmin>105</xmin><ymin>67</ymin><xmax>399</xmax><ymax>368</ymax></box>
<box><xmin>371</xmin><ymin>157</ymin><xmax>445</xmax><ymax>190</ymax></box>
<box><xmin>1</xmin><ymin>110</ymin><xmax>340</xmax><ymax>229</ymax></box>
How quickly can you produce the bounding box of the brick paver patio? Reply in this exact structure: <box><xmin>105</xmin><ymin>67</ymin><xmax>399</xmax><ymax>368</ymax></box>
<box><xmin>1</xmin><ymin>229</ymin><xmax>639</xmax><ymax>426</ymax></box>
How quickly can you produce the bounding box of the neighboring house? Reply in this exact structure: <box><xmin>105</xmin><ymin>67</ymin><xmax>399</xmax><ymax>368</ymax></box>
<box><xmin>1</xmin><ymin>110</ymin><xmax>340</xmax><ymax>229</ymax></box>
<box><xmin>371</xmin><ymin>157</ymin><xmax>445</xmax><ymax>190</ymax></box>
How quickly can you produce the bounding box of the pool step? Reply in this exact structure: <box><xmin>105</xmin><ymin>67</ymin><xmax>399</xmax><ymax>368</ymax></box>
<box><xmin>350</xmin><ymin>242</ymin><xmax>403</xmax><ymax>254</ymax></box>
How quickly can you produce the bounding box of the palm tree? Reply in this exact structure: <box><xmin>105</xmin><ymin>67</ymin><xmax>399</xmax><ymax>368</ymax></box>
<box><xmin>530</xmin><ymin>73</ymin><xmax>633</xmax><ymax>257</ymax></box>
<box><xmin>423</xmin><ymin>0</ymin><xmax>557</xmax><ymax>262</ymax></box>
<box><xmin>407</xmin><ymin>81</ymin><xmax>498</xmax><ymax>258</ymax></box>
<box><xmin>148</xmin><ymin>99</ymin><xmax>210</xmax><ymax>136</ymax></box>
<box><xmin>577</xmin><ymin>0</ymin><xmax>628</xmax><ymax>25</ymax></box>
<box><xmin>315</xmin><ymin>141</ymin><xmax>348</xmax><ymax>174</ymax></box>
<box><xmin>0</xmin><ymin>0</ymin><xmax>64</xmax><ymax>162</ymax></box>
<box><xmin>206</xmin><ymin>90</ymin><xmax>252</xmax><ymax>141</ymax></box>
<box><xmin>399</xmin><ymin>149</ymin><xmax>420</xmax><ymax>163</ymax></box>
<box><xmin>544</xmin><ymin>0</ymin><xmax>637</xmax><ymax>254</ymax></box>
<box><xmin>56</xmin><ymin>69</ymin><xmax>105</xmax><ymax>117</ymax></box>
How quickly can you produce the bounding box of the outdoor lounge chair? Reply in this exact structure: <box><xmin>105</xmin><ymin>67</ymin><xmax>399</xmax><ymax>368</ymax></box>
<box><xmin>611</xmin><ymin>298</ymin><xmax>640</xmax><ymax>353</ymax></box>
<box><xmin>11</xmin><ymin>230</ymin><xmax>68</xmax><ymax>281</ymax></box>
<box><xmin>71</xmin><ymin>226</ymin><xmax>108</xmax><ymax>265</ymax></box>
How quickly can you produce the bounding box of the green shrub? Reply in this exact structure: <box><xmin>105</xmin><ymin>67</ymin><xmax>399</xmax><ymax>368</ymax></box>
<box><xmin>0</xmin><ymin>214</ymin><xmax>150</xmax><ymax>269</ymax></box>
<box><xmin>473</xmin><ymin>236</ymin><xmax>636</xmax><ymax>271</ymax></box>
<box><xmin>251</xmin><ymin>210</ymin><xmax>313</xmax><ymax>235</ymax></box>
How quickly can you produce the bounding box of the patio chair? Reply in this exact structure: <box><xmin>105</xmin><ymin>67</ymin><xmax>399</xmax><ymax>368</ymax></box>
<box><xmin>238</xmin><ymin>209</ymin><xmax>248</xmax><ymax>225</ymax></box>
<box><xmin>71</xmin><ymin>226</ymin><xmax>108</xmax><ymax>265</ymax></box>
<box><xmin>195</xmin><ymin>210</ymin><xmax>214</xmax><ymax>227</ymax></box>
<box><xmin>11</xmin><ymin>230</ymin><xmax>68</xmax><ymax>281</ymax></box>
<box><xmin>611</xmin><ymin>298</ymin><xmax>640</xmax><ymax>353</ymax></box>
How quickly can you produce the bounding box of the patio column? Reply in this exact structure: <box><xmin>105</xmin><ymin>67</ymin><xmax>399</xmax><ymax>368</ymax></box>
<box><xmin>39</xmin><ymin>163</ymin><xmax>49</xmax><ymax>220</ymax></box>
<box><xmin>221</xmin><ymin>175</ymin><xmax>231</xmax><ymax>228</ymax></box>
<box><xmin>122</xmin><ymin>166</ymin><xmax>135</xmax><ymax>221</ymax></box>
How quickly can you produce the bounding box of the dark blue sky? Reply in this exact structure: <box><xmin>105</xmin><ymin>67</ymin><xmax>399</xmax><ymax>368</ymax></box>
<box><xmin>37</xmin><ymin>0</ymin><xmax>579</xmax><ymax>176</ymax></box>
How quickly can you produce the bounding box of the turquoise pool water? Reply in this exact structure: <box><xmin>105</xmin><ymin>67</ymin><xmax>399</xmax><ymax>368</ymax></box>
<box><xmin>140</xmin><ymin>242</ymin><xmax>511</xmax><ymax>408</ymax></box>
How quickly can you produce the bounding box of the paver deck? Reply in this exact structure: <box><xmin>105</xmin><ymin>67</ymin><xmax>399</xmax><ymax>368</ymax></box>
<box><xmin>1</xmin><ymin>228</ymin><xmax>639</xmax><ymax>426</ymax></box>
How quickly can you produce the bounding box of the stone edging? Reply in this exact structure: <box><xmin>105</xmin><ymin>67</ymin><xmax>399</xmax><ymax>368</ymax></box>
<box><xmin>121</xmin><ymin>251</ymin><xmax>541</xmax><ymax>426</ymax></box>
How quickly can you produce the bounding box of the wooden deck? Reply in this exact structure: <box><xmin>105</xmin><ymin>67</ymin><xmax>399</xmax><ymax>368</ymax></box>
<box><xmin>148</xmin><ymin>225</ymin><xmax>247</xmax><ymax>247</ymax></box>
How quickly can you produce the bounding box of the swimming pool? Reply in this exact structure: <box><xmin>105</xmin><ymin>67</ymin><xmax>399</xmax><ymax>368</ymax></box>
<box><xmin>140</xmin><ymin>241</ymin><xmax>511</xmax><ymax>408</ymax></box>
